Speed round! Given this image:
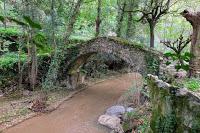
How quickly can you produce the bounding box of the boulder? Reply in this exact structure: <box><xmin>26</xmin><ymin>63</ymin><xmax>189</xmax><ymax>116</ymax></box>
<box><xmin>106</xmin><ymin>105</ymin><xmax>125</xmax><ymax>117</ymax></box>
<box><xmin>98</xmin><ymin>114</ymin><xmax>123</xmax><ymax>133</ymax></box>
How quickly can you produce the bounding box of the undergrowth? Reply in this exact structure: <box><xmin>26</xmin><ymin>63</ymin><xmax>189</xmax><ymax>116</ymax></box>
<box><xmin>0</xmin><ymin>52</ymin><xmax>26</xmax><ymax>70</ymax></box>
<box><xmin>172</xmin><ymin>78</ymin><xmax>200</xmax><ymax>92</ymax></box>
<box><xmin>0</xmin><ymin>27</ymin><xmax>22</xmax><ymax>36</ymax></box>
<box><xmin>184</xmin><ymin>78</ymin><xmax>200</xmax><ymax>91</ymax></box>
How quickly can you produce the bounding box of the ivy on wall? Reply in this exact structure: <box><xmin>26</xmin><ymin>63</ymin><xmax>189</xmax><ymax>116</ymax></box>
<box><xmin>145</xmin><ymin>53</ymin><xmax>160</xmax><ymax>75</ymax></box>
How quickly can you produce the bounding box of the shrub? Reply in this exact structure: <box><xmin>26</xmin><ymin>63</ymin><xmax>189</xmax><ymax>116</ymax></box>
<box><xmin>0</xmin><ymin>52</ymin><xmax>26</xmax><ymax>70</ymax></box>
<box><xmin>184</xmin><ymin>78</ymin><xmax>200</xmax><ymax>91</ymax></box>
<box><xmin>0</xmin><ymin>27</ymin><xmax>22</xmax><ymax>36</ymax></box>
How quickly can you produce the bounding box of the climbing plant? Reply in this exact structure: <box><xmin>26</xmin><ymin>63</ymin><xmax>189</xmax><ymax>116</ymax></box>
<box><xmin>145</xmin><ymin>53</ymin><xmax>160</xmax><ymax>75</ymax></box>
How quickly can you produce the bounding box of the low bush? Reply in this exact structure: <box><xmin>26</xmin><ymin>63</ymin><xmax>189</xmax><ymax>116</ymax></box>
<box><xmin>0</xmin><ymin>27</ymin><xmax>22</xmax><ymax>36</ymax></box>
<box><xmin>0</xmin><ymin>52</ymin><xmax>26</xmax><ymax>70</ymax></box>
<box><xmin>184</xmin><ymin>78</ymin><xmax>200</xmax><ymax>91</ymax></box>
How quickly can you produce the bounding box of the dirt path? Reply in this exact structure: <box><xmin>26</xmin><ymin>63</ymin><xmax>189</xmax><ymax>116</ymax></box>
<box><xmin>4</xmin><ymin>73</ymin><xmax>141</xmax><ymax>133</ymax></box>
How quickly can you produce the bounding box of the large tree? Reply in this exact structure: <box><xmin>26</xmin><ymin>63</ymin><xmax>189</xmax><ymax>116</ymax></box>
<box><xmin>139</xmin><ymin>0</ymin><xmax>171</xmax><ymax>48</ymax></box>
<box><xmin>181</xmin><ymin>10</ymin><xmax>200</xmax><ymax>77</ymax></box>
<box><xmin>125</xmin><ymin>0</ymin><xmax>139</xmax><ymax>39</ymax></box>
<box><xmin>116</xmin><ymin>0</ymin><xmax>139</xmax><ymax>38</ymax></box>
<box><xmin>95</xmin><ymin>0</ymin><xmax>102</xmax><ymax>37</ymax></box>
<box><xmin>51</xmin><ymin>0</ymin><xmax>56</xmax><ymax>49</ymax></box>
<box><xmin>116</xmin><ymin>0</ymin><xmax>126</xmax><ymax>37</ymax></box>
<box><xmin>43</xmin><ymin>0</ymin><xmax>84</xmax><ymax>89</ymax></box>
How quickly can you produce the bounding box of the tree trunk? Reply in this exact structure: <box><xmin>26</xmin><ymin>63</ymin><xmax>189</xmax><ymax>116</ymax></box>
<box><xmin>64</xmin><ymin>0</ymin><xmax>83</xmax><ymax>43</ymax></box>
<box><xmin>44</xmin><ymin>0</ymin><xmax>83</xmax><ymax>89</ymax></box>
<box><xmin>116</xmin><ymin>1</ymin><xmax>126</xmax><ymax>37</ymax></box>
<box><xmin>149</xmin><ymin>22</ymin><xmax>155</xmax><ymax>48</ymax></box>
<box><xmin>26</xmin><ymin>28</ymin><xmax>32</xmax><ymax>89</ymax></box>
<box><xmin>30</xmin><ymin>42</ymin><xmax>37</xmax><ymax>90</ymax></box>
<box><xmin>3</xmin><ymin>0</ymin><xmax>7</xmax><ymax>29</ymax></box>
<box><xmin>95</xmin><ymin>0</ymin><xmax>102</xmax><ymax>37</ymax></box>
<box><xmin>29</xmin><ymin>31</ymin><xmax>37</xmax><ymax>91</ymax></box>
<box><xmin>189</xmin><ymin>25</ymin><xmax>200</xmax><ymax>77</ymax></box>
<box><xmin>51</xmin><ymin>0</ymin><xmax>56</xmax><ymax>49</ymax></box>
<box><xmin>126</xmin><ymin>0</ymin><xmax>137</xmax><ymax>39</ymax></box>
<box><xmin>181</xmin><ymin>10</ymin><xmax>200</xmax><ymax>77</ymax></box>
<box><xmin>29</xmin><ymin>2</ymin><xmax>38</xmax><ymax>90</ymax></box>
<box><xmin>126</xmin><ymin>12</ymin><xmax>133</xmax><ymax>38</ymax></box>
<box><xmin>18</xmin><ymin>35</ymin><xmax>23</xmax><ymax>89</ymax></box>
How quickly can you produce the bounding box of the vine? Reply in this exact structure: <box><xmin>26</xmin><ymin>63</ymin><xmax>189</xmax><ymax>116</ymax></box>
<box><xmin>145</xmin><ymin>53</ymin><xmax>160</xmax><ymax>75</ymax></box>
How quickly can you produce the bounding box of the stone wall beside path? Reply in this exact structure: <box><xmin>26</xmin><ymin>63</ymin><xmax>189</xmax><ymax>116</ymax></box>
<box><xmin>147</xmin><ymin>74</ymin><xmax>200</xmax><ymax>133</ymax></box>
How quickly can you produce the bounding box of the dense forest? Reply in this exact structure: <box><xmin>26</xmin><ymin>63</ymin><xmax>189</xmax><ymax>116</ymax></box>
<box><xmin>0</xmin><ymin>0</ymin><xmax>200</xmax><ymax>133</ymax></box>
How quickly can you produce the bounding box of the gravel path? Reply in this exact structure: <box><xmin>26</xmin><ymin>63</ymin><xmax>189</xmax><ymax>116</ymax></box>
<box><xmin>4</xmin><ymin>73</ymin><xmax>141</xmax><ymax>133</ymax></box>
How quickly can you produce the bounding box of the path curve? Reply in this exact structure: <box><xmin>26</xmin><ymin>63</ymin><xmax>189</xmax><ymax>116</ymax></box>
<box><xmin>4</xmin><ymin>73</ymin><xmax>141</xmax><ymax>133</ymax></box>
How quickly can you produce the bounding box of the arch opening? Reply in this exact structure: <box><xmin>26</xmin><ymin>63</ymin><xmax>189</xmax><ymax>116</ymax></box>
<box><xmin>62</xmin><ymin>52</ymin><xmax>140</xmax><ymax>89</ymax></box>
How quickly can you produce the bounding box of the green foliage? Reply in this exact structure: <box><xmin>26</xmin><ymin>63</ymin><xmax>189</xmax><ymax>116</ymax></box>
<box><xmin>123</xmin><ymin>111</ymin><xmax>141</xmax><ymax>132</ymax></box>
<box><xmin>181</xmin><ymin>52</ymin><xmax>192</xmax><ymax>62</ymax></box>
<box><xmin>0</xmin><ymin>27</ymin><xmax>22</xmax><ymax>36</ymax></box>
<box><xmin>171</xmin><ymin>78</ymin><xmax>200</xmax><ymax>92</ymax></box>
<box><xmin>23</xmin><ymin>16</ymin><xmax>42</xmax><ymax>30</ymax></box>
<box><xmin>0</xmin><ymin>15</ymin><xmax>5</xmax><ymax>22</ymax></box>
<box><xmin>9</xmin><ymin>18</ymin><xmax>28</xmax><ymax>27</ymax></box>
<box><xmin>145</xmin><ymin>53</ymin><xmax>160</xmax><ymax>75</ymax></box>
<box><xmin>125</xmin><ymin>111</ymin><xmax>141</xmax><ymax>119</ymax></box>
<box><xmin>175</xmin><ymin>64</ymin><xmax>189</xmax><ymax>72</ymax></box>
<box><xmin>184</xmin><ymin>78</ymin><xmax>200</xmax><ymax>91</ymax></box>
<box><xmin>109</xmin><ymin>37</ymin><xmax>145</xmax><ymax>50</ymax></box>
<box><xmin>164</xmin><ymin>52</ymin><xmax>193</xmax><ymax>71</ymax></box>
<box><xmin>7</xmin><ymin>16</ymin><xmax>48</xmax><ymax>52</ymax></box>
<box><xmin>32</xmin><ymin>32</ymin><xmax>51</xmax><ymax>53</ymax></box>
<box><xmin>0</xmin><ymin>51</ymin><xmax>51</xmax><ymax>78</ymax></box>
<box><xmin>0</xmin><ymin>52</ymin><xmax>26</xmax><ymax>70</ymax></box>
<box><xmin>8</xmin><ymin>16</ymin><xmax>42</xmax><ymax>30</ymax></box>
<box><xmin>0</xmin><ymin>0</ymin><xmax>199</xmax><ymax>90</ymax></box>
<box><xmin>191</xmin><ymin>120</ymin><xmax>200</xmax><ymax>132</ymax></box>
<box><xmin>155</xmin><ymin>113</ymin><xmax>177</xmax><ymax>133</ymax></box>
<box><xmin>164</xmin><ymin>52</ymin><xmax>193</xmax><ymax>62</ymax></box>
<box><xmin>137</xmin><ymin>115</ymin><xmax>150</xmax><ymax>133</ymax></box>
<box><xmin>123</xmin><ymin>107</ymin><xmax>150</xmax><ymax>132</ymax></box>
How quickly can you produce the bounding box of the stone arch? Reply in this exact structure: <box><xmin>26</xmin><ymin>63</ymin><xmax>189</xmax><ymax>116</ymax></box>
<box><xmin>61</xmin><ymin>37</ymin><xmax>162</xmax><ymax>89</ymax></box>
<box><xmin>67</xmin><ymin>37</ymin><xmax>161</xmax><ymax>75</ymax></box>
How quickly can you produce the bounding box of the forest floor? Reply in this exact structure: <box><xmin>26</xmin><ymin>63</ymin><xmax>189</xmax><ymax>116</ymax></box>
<box><xmin>2</xmin><ymin>73</ymin><xmax>142</xmax><ymax>133</ymax></box>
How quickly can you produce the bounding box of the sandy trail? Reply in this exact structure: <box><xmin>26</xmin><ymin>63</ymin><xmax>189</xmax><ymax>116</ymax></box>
<box><xmin>4</xmin><ymin>73</ymin><xmax>141</xmax><ymax>133</ymax></box>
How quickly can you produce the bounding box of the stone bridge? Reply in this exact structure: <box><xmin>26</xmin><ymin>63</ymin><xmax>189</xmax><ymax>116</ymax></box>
<box><xmin>59</xmin><ymin>37</ymin><xmax>163</xmax><ymax>88</ymax></box>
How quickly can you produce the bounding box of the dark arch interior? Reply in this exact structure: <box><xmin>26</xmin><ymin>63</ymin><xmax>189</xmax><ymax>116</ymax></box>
<box><xmin>59</xmin><ymin>52</ymin><xmax>133</xmax><ymax>89</ymax></box>
<box><xmin>67</xmin><ymin>52</ymin><xmax>131</xmax><ymax>77</ymax></box>
<box><xmin>82</xmin><ymin>53</ymin><xmax>130</xmax><ymax>78</ymax></box>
